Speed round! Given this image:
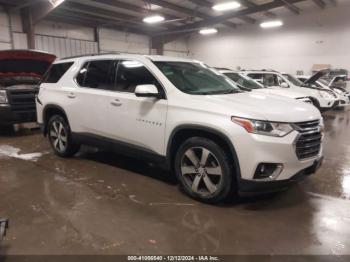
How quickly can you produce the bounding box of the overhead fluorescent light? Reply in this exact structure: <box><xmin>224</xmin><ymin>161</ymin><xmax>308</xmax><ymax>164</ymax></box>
<box><xmin>199</xmin><ymin>28</ymin><xmax>218</xmax><ymax>35</ymax></box>
<box><xmin>48</xmin><ymin>0</ymin><xmax>65</xmax><ymax>7</ymax></box>
<box><xmin>143</xmin><ymin>15</ymin><xmax>165</xmax><ymax>24</ymax></box>
<box><xmin>212</xmin><ymin>1</ymin><xmax>241</xmax><ymax>11</ymax></box>
<box><xmin>149</xmin><ymin>4</ymin><xmax>162</xmax><ymax>10</ymax></box>
<box><xmin>260</xmin><ymin>20</ymin><xmax>283</xmax><ymax>28</ymax></box>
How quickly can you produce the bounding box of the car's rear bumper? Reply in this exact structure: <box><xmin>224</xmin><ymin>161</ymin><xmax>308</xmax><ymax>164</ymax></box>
<box><xmin>0</xmin><ymin>104</ymin><xmax>36</xmax><ymax>124</ymax></box>
<box><xmin>238</xmin><ymin>157</ymin><xmax>323</xmax><ymax>195</ymax></box>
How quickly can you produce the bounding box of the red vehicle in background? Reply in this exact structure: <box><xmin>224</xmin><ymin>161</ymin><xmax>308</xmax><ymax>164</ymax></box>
<box><xmin>0</xmin><ymin>50</ymin><xmax>56</xmax><ymax>127</ymax></box>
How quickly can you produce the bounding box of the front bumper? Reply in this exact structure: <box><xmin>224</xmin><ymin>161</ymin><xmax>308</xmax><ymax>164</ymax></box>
<box><xmin>336</xmin><ymin>96</ymin><xmax>350</xmax><ymax>108</ymax></box>
<box><xmin>0</xmin><ymin>104</ymin><xmax>37</xmax><ymax>124</ymax></box>
<box><xmin>231</xmin><ymin>129</ymin><xmax>323</xmax><ymax>180</ymax></box>
<box><xmin>238</xmin><ymin>157</ymin><xmax>323</xmax><ymax>195</ymax></box>
<box><xmin>319</xmin><ymin>98</ymin><xmax>338</xmax><ymax>111</ymax></box>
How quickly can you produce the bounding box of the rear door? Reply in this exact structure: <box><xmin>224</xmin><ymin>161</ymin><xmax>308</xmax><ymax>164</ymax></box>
<box><xmin>67</xmin><ymin>59</ymin><xmax>118</xmax><ymax>136</ymax></box>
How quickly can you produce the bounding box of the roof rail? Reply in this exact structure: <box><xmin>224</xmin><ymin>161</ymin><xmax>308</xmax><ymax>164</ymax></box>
<box><xmin>214</xmin><ymin>67</ymin><xmax>232</xmax><ymax>71</ymax></box>
<box><xmin>60</xmin><ymin>52</ymin><xmax>121</xmax><ymax>60</ymax></box>
<box><xmin>240</xmin><ymin>69</ymin><xmax>278</xmax><ymax>72</ymax></box>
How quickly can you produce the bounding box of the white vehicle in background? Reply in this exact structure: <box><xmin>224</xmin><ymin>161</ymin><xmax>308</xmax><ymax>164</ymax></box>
<box><xmin>296</xmin><ymin>74</ymin><xmax>350</xmax><ymax>109</ymax></box>
<box><xmin>36</xmin><ymin>54</ymin><xmax>324</xmax><ymax>203</ymax></box>
<box><xmin>219</xmin><ymin>70</ymin><xmax>312</xmax><ymax>104</ymax></box>
<box><xmin>319</xmin><ymin>70</ymin><xmax>349</xmax><ymax>91</ymax></box>
<box><xmin>242</xmin><ymin>70</ymin><xmax>339</xmax><ymax>112</ymax></box>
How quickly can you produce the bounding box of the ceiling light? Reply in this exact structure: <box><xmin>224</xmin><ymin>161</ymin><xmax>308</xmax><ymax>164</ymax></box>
<box><xmin>199</xmin><ymin>28</ymin><xmax>218</xmax><ymax>35</ymax></box>
<box><xmin>48</xmin><ymin>0</ymin><xmax>65</xmax><ymax>7</ymax></box>
<box><xmin>212</xmin><ymin>1</ymin><xmax>241</xmax><ymax>11</ymax></box>
<box><xmin>260</xmin><ymin>20</ymin><xmax>283</xmax><ymax>28</ymax></box>
<box><xmin>149</xmin><ymin>4</ymin><xmax>162</xmax><ymax>10</ymax></box>
<box><xmin>143</xmin><ymin>15</ymin><xmax>165</xmax><ymax>24</ymax></box>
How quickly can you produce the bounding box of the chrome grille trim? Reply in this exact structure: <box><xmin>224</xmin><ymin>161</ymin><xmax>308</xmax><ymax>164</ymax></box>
<box><xmin>293</xmin><ymin>120</ymin><xmax>322</xmax><ymax>160</ymax></box>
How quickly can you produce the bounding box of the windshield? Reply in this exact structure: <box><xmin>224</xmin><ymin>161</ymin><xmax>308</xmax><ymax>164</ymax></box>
<box><xmin>154</xmin><ymin>61</ymin><xmax>241</xmax><ymax>95</ymax></box>
<box><xmin>283</xmin><ymin>74</ymin><xmax>303</xmax><ymax>86</ymax></box>
<box><xmin>319</xmin><ymin>78</ymin><xmax>331</xmax><ymax>86</ymax></box>
<box><xmin>224</xmin><ymin>72</ymin><xmax>263</xmax><ymax>90</ymax></box>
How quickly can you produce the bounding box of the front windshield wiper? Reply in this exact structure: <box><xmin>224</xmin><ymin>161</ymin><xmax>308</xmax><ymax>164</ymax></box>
<box><xmin>220</xmin><ymin>89</ymin><xmax>241</xmax><ymax>94</ymax></box>
<box><xmin>192</xmin><ymin>90</ymin><xmax>239</xmax><ymax>95</ymax></box>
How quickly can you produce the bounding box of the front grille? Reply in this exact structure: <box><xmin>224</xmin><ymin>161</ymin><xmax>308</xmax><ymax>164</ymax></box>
<box><xmin>7</xmin><ymin>89</ymin><xmax>38</xmax><ymax>112</ymax></box>
<box><xmin>294</xmin><ymin>120</ymin><xmax>322</xmax><ymax>160</ymax></box>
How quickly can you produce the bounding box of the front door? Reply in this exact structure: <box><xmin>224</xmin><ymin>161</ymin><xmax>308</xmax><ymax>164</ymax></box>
<box><xmin>105</xmin><ymin>59</ymin><xmax>168</xmax><ymax>156</ymax></box>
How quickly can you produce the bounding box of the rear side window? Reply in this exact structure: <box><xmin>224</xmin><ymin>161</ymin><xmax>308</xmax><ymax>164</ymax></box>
<box><xmin>248</xmin><ymin>73</ymin><xmax>281</xmax><ymax>87</ymax></box>
<box><xmin>77</xmin><ymin>60</ymin><xmax>117</xmax><ymax>90</ymax></box>
<box><xmin>115</xmin><ymin>60</ymin><xmax>160</xmax><ymax>93</ymax></box>
<box><xmin>248</xmin><ymin>73</ymin><xmax>264</xmax><ymax>84</ymax></box>
<box><xmin>44</xmin><ymin>62</ymin><xmax>73</xmax><ymax>83</ymax></box>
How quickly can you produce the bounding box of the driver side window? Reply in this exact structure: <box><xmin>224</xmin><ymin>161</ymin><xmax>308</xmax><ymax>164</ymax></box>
<box><xmin>115</xmin><ymin>60</ymin><xmax>161</xmax><ymax>93</ymax></box>
<box><xmin>277</xmin><ymin>75</ymin><xmax>288</xmax><ymax>87</ymax></box>
<box><xmin>260</xmin><ymin>74</ymin><xmax>279</xmax><ymax>87</ymax></box>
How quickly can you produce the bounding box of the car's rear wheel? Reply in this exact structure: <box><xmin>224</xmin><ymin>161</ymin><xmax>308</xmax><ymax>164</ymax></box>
<box><xmin>48</xmin><ymin>115</ymin><xmax>80</xmax><ymax>157</ymax></box>
<box><xmin>175</xmin><ymin>137</ymin><xmax>234</xmax><ymax>204</ymax></box>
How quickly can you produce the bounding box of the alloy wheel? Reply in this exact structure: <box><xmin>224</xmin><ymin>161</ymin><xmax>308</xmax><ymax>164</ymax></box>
<box><xmin>49</xmin><ymin>121</ymin><xmax>68</xmax><ymax>153</ymax></box>
<box><xmin>180</xmin><ymin>147</ymin><xmax>223</xmax><ymax>197</ymax></box>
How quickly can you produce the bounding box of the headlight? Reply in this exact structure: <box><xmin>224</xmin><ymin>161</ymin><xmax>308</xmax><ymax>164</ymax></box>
<box><xmin>319</xmin><ymin>90</ymin><xmax>334</xmax><ymax>99</ymax></box>
<box><xmin>0</xmin><ymin>90</ymin><xmax>8</xmax><ymax>104</ymax></box>
<box><xmin>232</xmin><ymin>117</ymin><xmax>294</xmax><ymax>137</ymax></box>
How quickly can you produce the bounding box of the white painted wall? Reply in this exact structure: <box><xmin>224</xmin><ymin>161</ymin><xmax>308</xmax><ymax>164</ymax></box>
<box><xmin>35</xmin><ymin>21</ymin><xmax>95</xmax><ymax>41</ymax></box>
<box><xmin>99</xmin><ymin>28</ymin><xmax>149</xmax><ymax>54</ymax></box>
<box><xmin>33</xmin><ymin>21</ymin><xmax>97</xmax><ymax>57</ymax></box>
<box><xmin>0</xmin><ymin>7</ymin><xmax>12</xmax><ymax>50</ymax></box>
<box><xmin>189</xmin><ymin>1</ymin><xmax>350</xmax><ymax>75</ymax></box>
<box><xmin>164</xmin><ymin>38</ymin><xmax>192</xmax><ymax>58</ymax></box>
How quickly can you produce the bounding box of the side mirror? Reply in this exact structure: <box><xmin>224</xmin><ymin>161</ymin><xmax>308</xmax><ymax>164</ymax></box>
<box><xmin>135</xmin><ymin>84</ymin><xmax>160</xmax><ymax>98</ymax></box>
<box><xmin>281</xmin><ymin>82</ymin><xmax>289</xmax><ymax>88</ymax></box>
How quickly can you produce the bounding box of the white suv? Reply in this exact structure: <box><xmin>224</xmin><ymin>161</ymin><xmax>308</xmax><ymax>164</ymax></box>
<box><xmin>296</xmin><ymin>75</ymin><xmax>350</xmax><ymax>109</ymax></box>
<box><xmin>36</xmin><ymin>54</ymin><xmax>324</xmax><ymax>203</ymax></box>
<box><xmin>219</xmin><ymin>70</ymin><xmax>312</xmax><ymax>104</ymax></box>
<box><xmin>242</xmin><ymin>70</ymin><xmax>338</xmax><ymax>112</ymax></box>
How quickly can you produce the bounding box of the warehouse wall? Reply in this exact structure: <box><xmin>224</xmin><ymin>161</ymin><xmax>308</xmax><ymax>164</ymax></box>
<box><xmin>189</xmin><ymin>1</ymin><xmax>350</xmax><ymax>75</ymax></box>
<box><xmin>164</xmin><ymin>39</ymin><xmax>192</xmax><ymax>58</ymax></box>
<box><xmin>0</xmin><ymin>6</ymin><xmax>191</xmax><ymax>59</ymax></box>
<box><xmin>34</xmin><ymin>21</ymin><xmax>98</xmax><ymax>58</ymax></box>
<box><xmin>0</xmin><ymin>7</ymin><xmax>12</xmax><ymax>50</ymax></box>
<box><xmin>99</xmin><ymin>28</ymin><xmax>149</xmax><ymax>54</ymax></box>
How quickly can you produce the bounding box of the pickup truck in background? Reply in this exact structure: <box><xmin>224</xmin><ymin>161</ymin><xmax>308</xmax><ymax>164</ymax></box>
<box><xmin>0</xmin><ymin>50</ymin><xmax>56</xmax><ymax>127</ymax></box>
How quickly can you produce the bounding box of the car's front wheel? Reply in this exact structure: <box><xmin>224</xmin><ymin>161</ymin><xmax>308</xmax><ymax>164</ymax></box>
<box><xmin>174</xmin><ymin>137</ymin><xmax>234</xmax><ymax>204</ymax></box>
<box><xmin>48</xmin><ymin>115</ymin><xmax>80</xmax><ymax>157</ymax></box>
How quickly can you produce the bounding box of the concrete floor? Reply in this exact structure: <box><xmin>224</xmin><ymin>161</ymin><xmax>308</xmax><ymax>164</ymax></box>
<box><xmin>0</xmin><ymin>110</ymin><xmax>350</xmax><ymax>256</ymax></box>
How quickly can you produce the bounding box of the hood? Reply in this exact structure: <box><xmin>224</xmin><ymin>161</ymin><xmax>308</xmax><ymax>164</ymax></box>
<box><xmin>0</xmin><ymin>50</ymin><xmax>56</xmax><ymax>86</ymax></box>
<box><xmin>304</xmin><ymin>69</ymin><xmax>330</xmax><ymax>85</ymax></box>
<box><xmin>253</xmin><ymin>87</ymin><xmax>307</xmax><ymax>99</ymax></box>
<box><xmin>183</xmin><ymin>92</ymin><xmax>321</xmax><ymax>123</ymax></box>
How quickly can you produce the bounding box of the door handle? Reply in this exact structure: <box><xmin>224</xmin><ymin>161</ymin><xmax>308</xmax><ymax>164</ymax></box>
<box><xmin>67</xmin><ymin>93</ymin><xmax>76</xmax><ymax>99</ymax></box>
<box><xmin>111</xmin><ymin>99</ymin><xmax>122</xmax><ymax>107</ymax></box>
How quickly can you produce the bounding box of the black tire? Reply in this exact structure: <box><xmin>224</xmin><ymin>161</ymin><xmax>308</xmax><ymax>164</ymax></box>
<box><xmin>47</xmin><ymin>115</ymin><xmax>80</xmax><ymax>157</ymax></box>
<box><xmin>174</xmin><ymin>137</ymin><xmax>234</xmax><ymax>204</ymax></box>
<box><xmin>0</xmin><ymin>124</ymin><xmax>14</xmax><ymax>134</ymax></box>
